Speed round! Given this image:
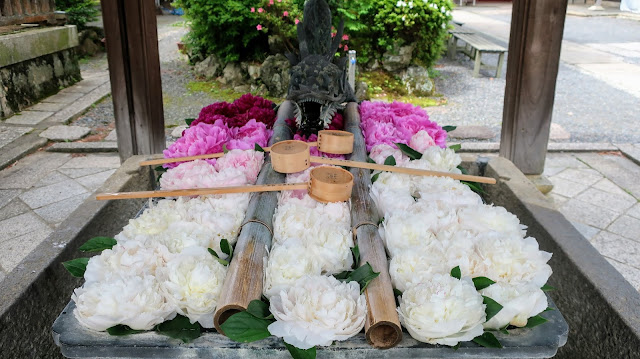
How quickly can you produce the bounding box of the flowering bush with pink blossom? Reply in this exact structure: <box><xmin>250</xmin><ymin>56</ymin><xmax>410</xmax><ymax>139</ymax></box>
<box><xmin>359</xmin><ymin>101</ymin><xmax>447</xmax><ymax>152</ymax></box>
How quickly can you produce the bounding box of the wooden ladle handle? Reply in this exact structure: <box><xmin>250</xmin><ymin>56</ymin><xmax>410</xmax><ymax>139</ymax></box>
<box><xmin>95</xmin><ymin>183</ymin><xmax>309</xmax><ymax>200</ymax></box>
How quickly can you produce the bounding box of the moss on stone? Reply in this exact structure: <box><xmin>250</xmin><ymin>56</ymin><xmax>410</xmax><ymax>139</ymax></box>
<box><xmin>186</xmin><ymin>80</ymin><xmax>284</xmax><ymax>104</ymax></box>
<box><xmin>359</xmin><ymin>70</ymin><xmax>443</xmax><ymax>107</ymax></box>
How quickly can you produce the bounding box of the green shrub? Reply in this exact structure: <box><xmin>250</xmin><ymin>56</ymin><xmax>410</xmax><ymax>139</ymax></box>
<box><xmin>365</xmin><ymin>0</ymin><xmax>454</xmax><ymax>68</ymax></box>
<box><xmin>253</xmin><ymin>0</ymin><xmax>303</xmax><ymax>54</ymax></box>
<box><xmin>174</xmin><ymin>0</ymin><xmax>270</xmax><ymax>63</ymax></box>
<box><xmin>56</xmin><ymin>0</ymin><xmax>99</xmax><ymax>30</ymax></box>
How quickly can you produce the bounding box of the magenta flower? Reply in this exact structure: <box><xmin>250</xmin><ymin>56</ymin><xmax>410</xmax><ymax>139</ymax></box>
<box><xmin>344</xmin><ymin>45</ymin><xmax>349</xmax><ymax>51</ymax></box>
<box><xmin>269</xmin><ymin>0</ymin><xmax>274</xmax><ymax>5</ymax></box>
<box><xmin>251</xmin><ymin>7</ymin><xmax>255</xmax><ymax>12</ymax></box>
<box><xmin>228</xmin><ymin>119</ymin><xmax>273</xmax><ymax>151</ymax></box>
<box><xmin>163</xmin><ymin>121</ymin><xmax>232</xmax><ymax>168</ymax></box>
<box><xmin>295</xmin><ymin>18</ymin><xmax>300</xmax><ymax>24</ymax></box>
<box><xmin>257</xmin><ymin>24</ymin><xmax>263</xmax><ymax>31</ymax></box>
<box><xmin>342</xmin><ymin>34</ymin><xmax>349</xmax><ymax>41</ymax></box>
<box><xmin>283</xmin><ymin>11</ymin><xmax>289</xmax><ymax>16</ymax></box>
<box><xmin>258</xmin><ymin>7</ymin><xmax>264</xmax><ymax>12</ymax></box>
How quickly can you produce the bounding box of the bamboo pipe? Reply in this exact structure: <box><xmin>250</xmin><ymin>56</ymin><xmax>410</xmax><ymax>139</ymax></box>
<box><xmin>95</xmin><ymin>183</ymin><xmax>309</xmax><ymax>201</ymax></box>
<box><xmin>311</xmin><ymin>156</ymin><xmax>497</xmax><ymax>184</ymax></box>
<box><xmin>213</xmin><ymin>101</ymin><xmax>293</xmax><ymax>333</ymax></box>
<box><xmin>344</xmin><ymin>102</ymin><xmax>403</xmax><ymax>349</ymax></box>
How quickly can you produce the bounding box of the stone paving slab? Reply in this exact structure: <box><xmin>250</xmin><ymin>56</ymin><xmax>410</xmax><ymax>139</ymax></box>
<box><xmin>58</xmin><ymin>76</ymin><xmax>109</xmax><ymax>94</ymax></box>
<box><xmin>19</xmin><ymin>179</ymin><xmax>88</xmax><ymax>209</ymax></box>
<box><xmin>75</xmin><ymin>169</ymin><xmax>117</xmax><ymax>192</ymax></box>
<box><xmin>607</xmin><ymin>259</ymin><xmax>640</xmax><ymax>291</ymax></box>
<box><xmin>4</xmin><ymin>111</ymin><xmax>53</xmax><ymax>125</ymax></box>
<box><xmin>34</xmin><ymin>192</ymin><xmax>90</xmax><ymax>226</ymax></box>
<box><xmin>58</xmin><ymin>167</ymin><xmax>110</xmax><ymax>179</ymax></box>
<box><xmin>41</xmin><ymin>92</ymin><xmax>84</xmax><ymax>104</ymax></box>
<box><xmin>0</xmin><ymin>189</ymin><xmax>20</xmax><ymax>209</ymax></box>
<box><xmin>0</xmin><ymin>226</ymin><xmax>53</xmax><ymax>273</ymax></box>
<box><xmin>104</xmin><ymin>129</ymin><xmax>117</xmax><ymax>141</ymax></box>
<box><xmin>0</xmin><ymin>212</ymin><xmax>51</xmax><ymax>244</ymax></box>
<box><xmin>0</xmin><ymin>152</ymin><xmax>71</xmax><ymax>189</ymax></box>
<box><xmin>576</xmin><ymin>152</ymin><xmax>640</xmax><ymax>199</ymax></box>
<box><xmin>44</xmin><ymin>83</ymin><xmax>111</xmax><ymax>125</ymax></box>
<box><xmin>0</xmin><ymin>134</ymin><xmax>48</xmax><ymax>171</ymax></box>
<box><xmin>60</xmin><ymin>154</ymin><xmax>121</xmax><ymax>169</ymax></box>
<box><xmin>47</xmin><ymin>141</ymin><xmax>118</xmax><ymax>153</ymax></box>
<box><xmin>28</xmin><ymin>102</ymin><xmax>67</xmax><ymax>112</ymax></box>
<box><xmin>39</xmin><ymin>125</ymin><xmax>91</xmax><ymax>141</ymax></box>
<box><xmin>560</xmin><ymin>197</ymin><xmax>620</xmax><ymax>229</ymax></box>
<box><xmin>0</xmin><ymin>198</ymin><xmax>30</xmax><ymax>222</ymax></box>
<box><xmin>0</xmin><ymin>126</ymin><xmax>33</xmax><ymax>149</ymax></box>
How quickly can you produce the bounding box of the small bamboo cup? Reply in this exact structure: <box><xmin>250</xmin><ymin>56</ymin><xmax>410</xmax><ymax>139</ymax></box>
<box><xmin>308</xmin><ymin>166</ymin><xmax>354</xmax><ymax>203</ymax></box>
<box><xmin>270</xmin><ymin>140</ymin><xmax>310</xmax><ymax>173</ymax></box>
<box><xmin>138</xmin><ymin>130</ymin><xmax>354</xmax><ymax>167</ymax></box>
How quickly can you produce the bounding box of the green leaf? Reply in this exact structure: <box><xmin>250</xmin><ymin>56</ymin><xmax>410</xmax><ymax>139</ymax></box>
<box><xmin>543</xmin><ymin>307</ymin><xmax>555</xmax><ymax>312</ymax></box>
<box><xmin>154</xmin><ymin>165</ymin><xmax>167</xmax><ymax>174</ymax></box>
<box><xmin>255</xmin><ymin>143</ymin><xmax>265</xmax><ymax>152</ymax></box>
<box><xmin>220</xmin><ymin>239</ymin><xmax>233</xmax><ymax>260</ymax></box>
<box><xmin>499</xmin><ymin>325</ymin><xmax>509</xmax><ymax>335</ymax></box>
<box><xmin>449</xmin><ymin>144</ymin><xmax>462</xmax><ymax>152</ymax></box>
<box><xmin>366</xmin><ymin>157</ymin><xmax>376</xmax><ymax>164</ymax></box>
<box><xmin>525</xmin><ymin>315</ymin><xmax>548</xmax><ymax>328</ymax></box>
<box><xmin>246</xmin><ymin>300</ymin><xmax>272</xmax><ymax>320</ymax></box>
<box><xmin>472</xmin><ymin>277</ymin><xmax>496</xmax><ymax>290</ymax></box>
<box><xmin>78</xmin><ymin>237</ymin><xmax>117</xmax><ymax>252</ymax></box>
<box><xmin>337</xmin><ymin>262</ymin><xmax>380</xmax><ymax>293</ymax></box>
<box><xmin>220</xmin><ymin>311</ymin><xmax>272</xmax><ymax>343</ymax></box>
<box><xmin>452</xmin><ymin>342</ymin><xmax>461</xmax><ymax>351</ymax></box>
<box><xmin>482</xmin><ymin>296</ymin><xmax>503</xmax><ymax>321</ymax></box>
<box><xmin>462</xmin><ymin>181</ymin><xmax>485</xmax><ymax>194</ymax></box>
<box><xmin>285</xmin><ymin>343</ymin><xmax>317</xmax><ymax>359</ymax></box>
<box><xmin>393</xmin><ymin>288</ymin><xmax>403</xmax><ymax>298</ymax></box>
<box><xmin>457</xmin><ymin>165</ymin><xmax>468</xmax><ymax>175</ymax></box>
<box><xmin>62</xmin><ymin>258</ymin><xmax>89</xmax><ymax>277</ymax></box>
<box><xmin>107</xmin><ymin>325</ymin><xmax>145</xmax><ymax>336</ymax></box>
<box><xmin>443</xmin><ymin>125</ymin><xmax>457</xmax><ymax>132</ymax></box>
<box><xmin>450</xmin><ymin>266</ymin><xmax>461</xmax><ymax>280</ymax></box>
<box><xmin>541</xmin><ymin>284</ymin><xmax>555</xmax><ymax>292</ymax></box>
<box><xmin>208</xmin><ymin>248</ymin><xmax>229</xmax><ymax>266</ymax></box>
<box><xmin>384</xmin><ymin>155</ymin><xmax>396</xmax><ymax>166</ymax></box>
<box><xmin>395</xmin><ymin>143</ymin><xmax>422</xmax><ymax>160</ymax></box>
<box><xmin>333</xmin><ymin>270</ymin><xmax>351</xmax><ymax>280</ymax></box>
<box><xmin>185</xmin><ymin>118</ymin><xmax>195</xmax><ymax>126</ymax></box>
<box><xmin>371</xmin><ymin>172</ymin><xmax>380</xmax><ymax>183</ymax></box>
<box><xmin>223</xmin><ymin>144</ymin><xmax>229</xmax><ymax>154</ymax></box>
<box><xmin>351</xmin><ymin>245</ymin><xmax>360</xmax><ymax>268</ymax></box>
<box><xmin>472</xmin><ymin>332</ymin><xmax>503</xmax><ymax>348</ymax></box>
<box><xmin>155</xmin><ymin>315</ymin><xmax>202</xmax><ymax>343</ymax></box>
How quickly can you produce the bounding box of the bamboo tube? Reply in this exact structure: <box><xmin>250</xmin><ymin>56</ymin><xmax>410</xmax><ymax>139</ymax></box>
<box><xmin>311</xmin><ymin>157</ymin><xmax>497</xmax><ymax>184</ymax></box>
<box><xmin>95</xmin><ymin>183</ymin><xmax>309</xmax><ymax>201</ymax></box>
<box><xmin>344</xmin><ymin>102</ymin><xmax>403</xmax><ymax>349</ymax></box>
<box><xmin>213</xmin><ymin>101</ymin><xmax>294</xmax><ymax>333</ymax></box>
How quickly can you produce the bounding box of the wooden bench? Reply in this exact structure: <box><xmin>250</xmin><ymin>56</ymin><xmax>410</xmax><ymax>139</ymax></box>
<box><xmin>448</xmin><ymin>32</ymin><xmax>507</xmax><ymax>78</ymax></box>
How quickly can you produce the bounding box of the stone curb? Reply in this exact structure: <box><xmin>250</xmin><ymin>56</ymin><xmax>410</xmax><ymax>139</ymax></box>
<box><xmin>482</xmin><ymin>156</ymin><xmax>640</xmax><ymax>357</ymax></box>
<box><xmin>452</xmin><ymin>142</ymin><xmax>621</xmax><ymax>153</ymax></box>
<box><xmin>0</xmin><ymin>155</ymin><xmax>152</xmax><ymax>359</ymax></box>
<box><xmin>47</xmin><ymin>142</ymin><xmax>118</xmax><ymax>153</ymax></box>
<box><xmin>0</xmin><ymin>133</ymin><xmax>47</xmax><ymax>171</ymax></box>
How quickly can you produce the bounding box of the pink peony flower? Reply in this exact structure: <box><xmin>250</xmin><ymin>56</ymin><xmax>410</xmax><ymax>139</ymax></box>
<box><xmin>192</xmin><ymin>101</ymin><xmax>238</xmax><ymax>127</ymax></box>
<box><xmin>215</xmin><ymin>150</ymin><xmax>265</xmax><ymax>184</ymax></box>
<box><xmin>163</xmin><ymin>121</ymin><xmax>231</xmax><ymax>168</ymax></box>
<box><xmin>160</xmin><ymin>160</ymin><xmax>219</xmax><ymax>190</ymax></box>
<box><xmin>409</xmin><ymin>130</ymin><xmax>437</xmax><ymax>153</ymax></box>
<box><xmin>257</xmin><ymin>24</ymin><xmax>263</xmax><ymax>31</ymax></box>
<box><xmin>327</xmin><ymin>113</ymin><xmax>344</xmax><ymax>131</ymax></box>
<box><xmin>369</xmin><ymin>144</ymin><xmax>410</xmax><ymax>166</ymax></box>
<box><xmin>228</xmin><ymin>119</ymin><xmax>273</xmax><ymax>150</ymax></box>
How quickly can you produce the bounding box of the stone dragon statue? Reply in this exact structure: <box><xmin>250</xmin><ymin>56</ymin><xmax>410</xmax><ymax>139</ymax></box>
<box><xmin>286</xmin><ymin>0</ymin><xmax>356</xmax><ymax>136</ymax></box>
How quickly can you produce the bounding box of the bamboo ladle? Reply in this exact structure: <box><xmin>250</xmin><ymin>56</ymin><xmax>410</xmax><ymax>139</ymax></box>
<box><xmin>138</xmin><ymin>130</ymin><xmax>355</xmax><ymax>167</ymax></box>
<box><xmin>270</xmin><ymin>140</ymin><xmax>497</xmax><ymax>184</ymax></box>
<box><xmin>96</xmin><ymin>166</ymin><xmax>354</xmax><ymax>203</ymax></box>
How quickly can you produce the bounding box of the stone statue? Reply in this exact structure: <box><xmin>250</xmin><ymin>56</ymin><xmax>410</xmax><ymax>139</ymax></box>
<box><xmin>286</xmin><ymin>0</ymin><xmax>356</xmax><ymax>136</ymax></box>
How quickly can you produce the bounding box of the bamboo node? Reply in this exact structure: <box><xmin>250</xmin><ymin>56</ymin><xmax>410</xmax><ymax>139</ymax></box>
<box><xmin>352</xmin><ymin>221</ymin><xmax>379</xmax><ymax>238</ymax></box>
<box><xmin>239</xmin><ymin>219</ymin><xmax>274</xmax><ymax>236</ymax></box>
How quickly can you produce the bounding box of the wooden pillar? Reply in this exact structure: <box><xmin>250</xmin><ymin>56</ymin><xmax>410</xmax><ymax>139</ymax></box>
<box><xmin>101</xmin><ymin>0</ymin><xmax>165</xmax><ymax>161</ymax></box>
<box><xmin>499</xmin><ymin>0</ymin><xmax>568</xmax><ymax>175</ymax></box>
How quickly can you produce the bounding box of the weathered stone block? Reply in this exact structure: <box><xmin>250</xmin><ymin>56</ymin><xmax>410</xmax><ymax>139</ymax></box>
<box><xmin>39</xmin><ymin>125</ymin><xmax>90</xmax><ymax>142</ymax></box>
<box><xmin>0</xmin><ymin>26</ymin><xmax>79</xmax><ymax>68</ymax></box>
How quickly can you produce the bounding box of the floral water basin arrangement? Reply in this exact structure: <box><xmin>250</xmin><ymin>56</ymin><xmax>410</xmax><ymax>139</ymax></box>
<box><xmin>55</xmin><ymin>97</ymin><xmax>567</xmax><ymax>359</ymax></box>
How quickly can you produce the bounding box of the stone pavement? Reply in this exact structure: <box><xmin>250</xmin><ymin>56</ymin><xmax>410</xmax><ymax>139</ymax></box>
<box><xmin>544</xmin><ymin>150</ymin><xmax>640</xmax><ymax>292</ymax></box>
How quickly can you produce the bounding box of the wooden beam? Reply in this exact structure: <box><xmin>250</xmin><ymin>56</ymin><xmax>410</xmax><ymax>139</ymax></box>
<box><xmin>100</xmin><ymin>0</ymin><xmax>165</xmax><ymax>162</ymax></box>
<box><xmin>499</xmin><ymin>0</ymin><xmax>568</xmax><ymax>175</ymax></box>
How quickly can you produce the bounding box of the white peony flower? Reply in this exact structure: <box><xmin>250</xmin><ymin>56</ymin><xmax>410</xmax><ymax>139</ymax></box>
<box><xmin>268</xmin><ymin>275</ymin><xmax>366</xmax><ymax>349</ymax></box>
<box><xmin>408</xmin><ymin>130</ymin><xmax>437</xmax><ymax>154</ymax></box>
<box><xmin>370</xmin><ymin>185</ymin><xmax>415</xmax><ymax>218</ymax></box>
<box><xmin>381</xmin><ymin>211</ymin><xmax>438</xmax><ymax>257</ymax></box>
<box><xmin>263</xmin><ymin>238</ymin><xmax>323</xmax><ymax>299</ymax></box>
<box><xmin>122</xmin><ymin>200</ymin><xmax>183</xmax><ymax>237</ymax></box>
<box><xmin>73</xmin><ymin>274</ymin><xmax>175</xmax><ymax>331</ymax></box>
<box><xmin>369</xmin><ymin>144</ymin><xmax>410</xmax><ymax>167</ymax></box>
<box><xmin>406</xmin><ymin>147</ymin><xmax>461</xmax><ymax>174</ymax></box>
<box><xmin>397</xmin><ymin>274</ymin><xmax>485</xmax><ymax>346</ymax></box>
<box><xmin>412</xmin><ymin>175</ymin><xmax>483</xmax><ymax>208</ymax></box>
<box><xmin>471</xmin><ymin>232</ymin><xmax>552</xmax><ymax>287</ymax></box>
<box><xmin>158</xmin><ymin>246</ymin><xmax>228</xmax><ymax>328</ymax></box>
<box><xmin>214</xmin><ymin>149</ymin><xmax>264</xmax><ymax>184</ymax></box>
<box><xmin>84</xmin><ymin>240</ymin><xmax>171</xmax><ymax>284</ymax></box>
<box><xmin>153</xmin><ymin>221</ymin><xmax>228</xmax><ymax>258</ymax></box>
<box><xmin>480</xmin><ymin>282</ymin><xmax>548</xmax><ymax>329</ymax></box>
<box><xmin>389</xmin><ymin>250</ymin><xmax>449</xmax><ymax>292</ymax></box>
<box><xmin>457</xmin><ymin>204</ymin><xmax>527</xmax><ymax>237</ymax></box>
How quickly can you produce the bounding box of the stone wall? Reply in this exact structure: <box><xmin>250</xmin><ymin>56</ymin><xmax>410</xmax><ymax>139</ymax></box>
<box><xmin>0</xmin><ymin>26</ymin><xmax>81</xmax><ymax>119</ymax></box>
